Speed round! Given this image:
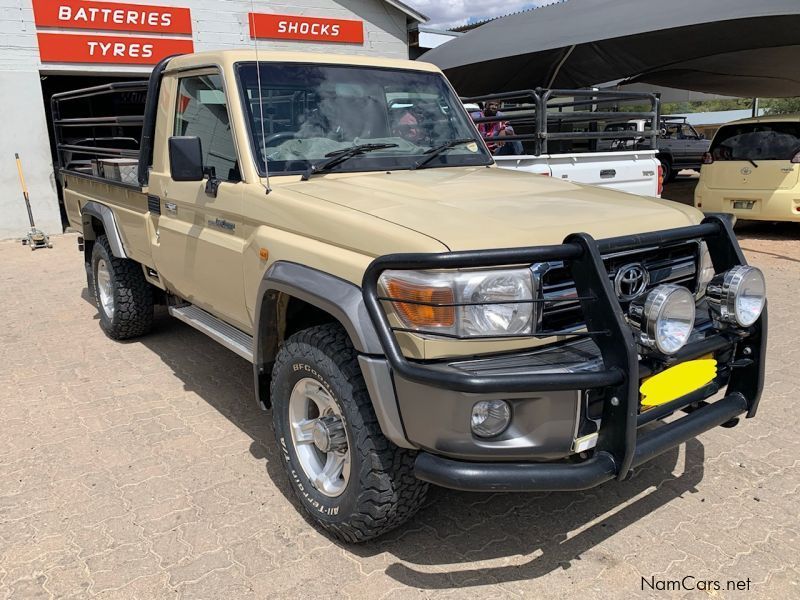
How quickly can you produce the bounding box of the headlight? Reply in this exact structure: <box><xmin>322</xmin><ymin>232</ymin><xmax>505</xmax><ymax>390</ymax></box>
<box><xmin>696</xmin><ymin>242</ymin><xmax>715</xmax><ymax>299</ymax></box>
<box><xmin>379</xmin><ymin>268</ymin><xmax>534</xmax><ymax>338</ymax></box>
<box><xmin>707</xmin><ymin>266</ymin><xmax>766</xmax><ymax>327</ymax></box>
<box><xmin>460</xmin><ymin>271</ymin><xmax>534</xmax><ymax>336</ymax></box>
<box><xmin>629</xmin><ymin>284</ymin><xmax>696</xmax><ymax>355</ymax></box>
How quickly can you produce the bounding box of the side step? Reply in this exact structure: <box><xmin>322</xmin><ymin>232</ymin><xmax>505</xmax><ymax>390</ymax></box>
<box><xmin>168</xmin><ymin>304</ymin><xmax>254</xmax><ymax>363</ymax></box>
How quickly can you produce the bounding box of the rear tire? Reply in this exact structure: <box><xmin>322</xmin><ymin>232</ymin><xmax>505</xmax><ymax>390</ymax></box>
<box><xmin>660</xmin><ymin>158</ymin><xmax>676</xmax><ymax>183</ymax></box>
<box><xmin>270</xmin><ymin>323</ymin><xmax>428</xmax><ymax>543</ymax></box>
<box><xmin>90</xmin><ymin>235</ymin><xmax>153</xmax><ymax>340</ymax></box>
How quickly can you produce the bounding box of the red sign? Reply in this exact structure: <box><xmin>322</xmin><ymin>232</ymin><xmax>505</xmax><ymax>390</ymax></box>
<box><xmin>37</xmin><ymin>32</ymin><xmax>194</xmax><ymax>64</ymax></box>
<box><xmin>248</xmin><ymin>12</ymin><xmax>364</xmax><ymax>44</ymax></box>
<box><xmin>32</xmin><ymin>0</ymin><xmax>192</xmax><ymax>35</ymax></box>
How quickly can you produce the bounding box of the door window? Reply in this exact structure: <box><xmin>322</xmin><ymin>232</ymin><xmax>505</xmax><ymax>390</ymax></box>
<box><xmin>174</xmin><ymin>74</ymin><xmax>240</xmax><ymax>181</ymax></box>
<box><xmin>684</xmin><ymin>124</ymin><xmax>701</xmax><ymax>139</ymax></box>
<box><xmin>663</xmin><ymin>124</ymin><xmax>680</xmax><ymax>139</ymax></box>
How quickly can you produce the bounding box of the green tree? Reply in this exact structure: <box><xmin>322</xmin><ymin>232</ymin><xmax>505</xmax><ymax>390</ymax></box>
<box><xmin>612</xmin><ymin>97</ymin><xmax>800</xmax><ymax>115</ymax></box>
<box><xmin>760</xmin><ymin>98</ymin><xmax>800</xmax><ymax>115</ymax></box>
<box><xmin>661</xmin><ymin>99</ymin><xmax>750</xmax><ymax>114</ymax></box>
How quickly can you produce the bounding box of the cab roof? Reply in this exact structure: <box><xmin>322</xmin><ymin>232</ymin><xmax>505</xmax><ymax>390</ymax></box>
<box><xmin>165</xmin><ymin>50</ymin><xmax>442</xmax><ymax>74</ymax></box>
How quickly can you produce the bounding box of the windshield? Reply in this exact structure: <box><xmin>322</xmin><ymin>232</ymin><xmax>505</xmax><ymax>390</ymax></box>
<box><xmin>710</xmin><ymin>122</ymin><xmax>800</xmax><ymax>161</ymax></box>
<box><xmin>235</xmin><ymin>62</ymin><xmax>491</xmax><ymax>176</ymax></box>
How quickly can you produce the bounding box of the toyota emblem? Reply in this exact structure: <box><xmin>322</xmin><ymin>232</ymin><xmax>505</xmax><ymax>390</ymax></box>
<box><xmin>740</xmin><ymin>167</ymin><xmax>752</xmax><ymax>176</ymax></box>
<box><xmin>614</xmin><ymin>263</ymin><xmax>650</xmax><ymax>301</ymax></box>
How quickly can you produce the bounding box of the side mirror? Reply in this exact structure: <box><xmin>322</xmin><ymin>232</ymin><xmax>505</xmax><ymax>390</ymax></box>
<box><xmin>699</xmin><ymin>133</ymin><xmax>706</xmax><ymax>140</ymax></box>
<box><xmin>169</xmin><ymin>136</ymin><xmax>204</xmax><ymax>181</ymax></box>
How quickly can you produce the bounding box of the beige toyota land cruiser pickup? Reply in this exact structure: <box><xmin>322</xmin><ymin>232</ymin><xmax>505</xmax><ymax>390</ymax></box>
<box><xmin>53</xmin><ymin>51</ymin><xmax>767</xmax><ymax>543</ymax></box>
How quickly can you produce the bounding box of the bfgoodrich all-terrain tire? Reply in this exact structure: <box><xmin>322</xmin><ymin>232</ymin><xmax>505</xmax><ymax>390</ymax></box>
<box><xmin>90</xmin><ymin>235</ymin><xmax>153</xmax><ymax>340</ymax></box>
<box><xmin>270</xmin><ymin>323</ymin><xmax>428</xmax><ymax>543</ymax></box>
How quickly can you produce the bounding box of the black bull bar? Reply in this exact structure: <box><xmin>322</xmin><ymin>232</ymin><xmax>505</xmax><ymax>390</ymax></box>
<box><xmin>361</xmin><ymin>215</ymin><xmax>767</xmax><ymax>491</ymax></box>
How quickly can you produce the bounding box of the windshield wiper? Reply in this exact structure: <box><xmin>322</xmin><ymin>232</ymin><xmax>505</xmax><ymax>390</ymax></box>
<box><xmin>412</xmin><ymin>138</ymin><xmax>477</xmax><ymax>170</ymax></box>
<box><xmin>301</xmin><ymin>143</ymin><xmax>398</xmax><ymax>180</ymax></box>
<box><xmin>748</xmin><ymin>158</ymin><xmax>759</xmax><ymax>168</ymax></box>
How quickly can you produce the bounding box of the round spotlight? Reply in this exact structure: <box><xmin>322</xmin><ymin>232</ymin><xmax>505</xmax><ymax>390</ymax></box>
<box><xmin>707</xmin><ymin>266</ymin><xmax>766</xmax><ymax>327</ymax></box>
<box><xmin>471</xmin><ymin>400</ymin><xmax>511</xmax><ymax>438</ymax></box>
<box><xmin>629</xmin><ymin>284</ymin><xmax>696</xmax><ymax>355</ymax></box>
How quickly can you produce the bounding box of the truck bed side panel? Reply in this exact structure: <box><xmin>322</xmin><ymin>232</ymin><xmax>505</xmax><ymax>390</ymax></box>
<box><xmin>63</xmin><ymin>173</ymin><xmax>154</xmax><ymax>265</ymax></box>
<box><xmin>494</xmin><ymin>151</ymin><xmax>660</xmax><ymax>197</ymax></box>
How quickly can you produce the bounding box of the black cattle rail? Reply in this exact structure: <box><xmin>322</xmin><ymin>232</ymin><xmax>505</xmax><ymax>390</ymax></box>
<box><xmin>462</xmin><ymin>87</ymin><xmax>661</xmax><ymax>156</ymax></box>
<box><xmin>51</xmin><ymin>80</ymin><xmax>148</xmax><ymax>176</ymax></box>
<box><xmin>361</xmin><ymin>214</ymin><xmax>767</xmax><ymax>491</ymax></box>
<box><xmin>51</xmin><ymin>54</ymin><xmax>178</xmax><ymax>188</ymax></box>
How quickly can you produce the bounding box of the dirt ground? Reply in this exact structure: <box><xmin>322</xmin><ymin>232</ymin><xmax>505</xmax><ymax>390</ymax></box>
<box><xmin>0</xmin><ymin>198</ymin><xmax>798</xmax><ymax>598</ymax></box>
<box><xmin>661</xmin><ymin>171</ymin><xmax>702</xmax><ymax>206</ymax></box>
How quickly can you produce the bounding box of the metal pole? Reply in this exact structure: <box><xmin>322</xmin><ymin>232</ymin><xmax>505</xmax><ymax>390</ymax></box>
<box><xmin>538</xmin><ymin>88</ymin><xmax>549</xmax><ymax>155</ymax></box>
<box><xmin>751</xmin><ymin>98</ymin><xmax>759</xmax><ymax>118</ymax></box>
<box><xmin>15</xmin><ymin>153</ymin><xmax>36</xmax><ymax>228</ymax></box>
<box><xmin>652</xmin><ymin>92</ymin><xmax>661</xmax><ymax>150</ymax></box>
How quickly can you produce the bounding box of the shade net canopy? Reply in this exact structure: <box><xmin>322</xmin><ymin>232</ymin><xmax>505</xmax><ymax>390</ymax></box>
<box><xmin>421</xmin><ymin>0</ymin><xmax>800</xmax><ymax>98</ymax></box>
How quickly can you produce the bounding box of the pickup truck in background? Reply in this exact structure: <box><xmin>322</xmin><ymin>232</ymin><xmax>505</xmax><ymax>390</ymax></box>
<box><xmin>465</xmin><ymin>89</ymin><xmax>664</xmax><ymax>197</ymax></box>
<box><xmin>52</xmin><ymin>50</ymin><xmax>767</xmax><ymax>543</ymax></box>
<box><xmin>600</xmin><ymin>115</ymin><xmax>711</xmax><ymax>181</ymax></box>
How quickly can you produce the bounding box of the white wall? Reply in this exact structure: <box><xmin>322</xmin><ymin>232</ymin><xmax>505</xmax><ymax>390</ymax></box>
<box><xmin>418</xmin><ymin>29</ymin><xmax>459</xmax><ymax>51</ymax></box>
<box><xmin>0</xmin><ymin>0</ymin><xmax>411</xmax><ymax>239</ymax></box>
<box><xmin>0</xmin><ymin>70</ymin><xmax>64</xmax><ymax>240</ymax></box>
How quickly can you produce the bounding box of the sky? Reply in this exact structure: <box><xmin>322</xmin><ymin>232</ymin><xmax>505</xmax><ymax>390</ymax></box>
<box><xmin>405</xmin><ymin>1</ymin><xmax>558</xmax><ymax>29</ymax></box>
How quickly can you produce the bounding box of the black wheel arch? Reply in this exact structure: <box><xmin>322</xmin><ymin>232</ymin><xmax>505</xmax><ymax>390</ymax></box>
<box><xmin>81</xmin><ymin>201</ymin><xmax>128</xmax><ymax>260</ymax></box>
<box><xmin>657</xmin><ymin>150</ymin><xmax>674</xmax><ymax>168</ymax></box>
<box><xmin>253</xmin><ymin>261</ymin><xmax>383</xmax><ymax>409</ymax></box>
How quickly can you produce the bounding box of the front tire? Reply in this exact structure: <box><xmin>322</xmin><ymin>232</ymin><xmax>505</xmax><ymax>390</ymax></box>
<box><xmin>90</xmin><ymin>235</ymin><xmax>153</xmax><ymax>340</ymax></box>
<box><xmin>270</xmin><ymin>323</ymin><xmax>428</xmax><ymax>543</ymax></box>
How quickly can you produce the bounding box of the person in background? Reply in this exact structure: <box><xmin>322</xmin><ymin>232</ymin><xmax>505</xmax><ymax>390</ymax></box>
<box><xmin>471</xmin><ymin>101</ymin><xmax>523</xmax><ymax>155</ymax></box>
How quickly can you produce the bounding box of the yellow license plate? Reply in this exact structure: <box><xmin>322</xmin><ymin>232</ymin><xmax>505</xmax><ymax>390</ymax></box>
<box><xmin>639</xmin><ymin>356</ymin><xmax>717</xmax><ymax>409</ymax></box>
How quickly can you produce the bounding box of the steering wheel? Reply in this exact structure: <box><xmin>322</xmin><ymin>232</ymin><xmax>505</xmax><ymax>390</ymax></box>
<box><xmin>264</xmin><ymin>132</ymin><xmax>296</xmax><ymax>148</ymax></box>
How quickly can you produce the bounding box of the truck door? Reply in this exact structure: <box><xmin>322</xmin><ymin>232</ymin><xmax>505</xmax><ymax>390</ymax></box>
<box><xmin>682</xmin><ymin>124</ymin><xmax>709</xmax><ymax>168</ymax></box>
<box><xmin>149</xmin><ymin>68</ymin><xmax>249</xmax><ymax>331</ymax></box>
<box><xmin>660</xmin><ymin>123</ymin><xmax>681</xmax><ymax>166</ymax></box>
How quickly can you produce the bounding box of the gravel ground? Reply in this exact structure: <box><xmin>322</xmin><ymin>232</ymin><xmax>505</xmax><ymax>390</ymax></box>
<box><xmin>0</xmin><ymin>218</ymin><xmax>797</xmax><ymax>599</ymax></box>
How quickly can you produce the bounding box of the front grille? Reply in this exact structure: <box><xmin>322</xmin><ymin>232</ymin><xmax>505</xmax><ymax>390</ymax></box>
<box><xmin>539</xmin><ymin>241</ymin><xmax>700</xmax><ymax>333</ymax></box>
<box><xmin>448</xmin><ymin>337</ymin><xmax>602</xmax><ymax>376</ymax></box>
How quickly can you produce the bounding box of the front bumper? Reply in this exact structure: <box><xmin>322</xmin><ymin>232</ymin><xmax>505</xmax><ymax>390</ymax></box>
<box><xmin>415</xmin><ymin>392</ymin><xmax>746</xmax><ymax>492</ymax></box>
<box><xmin>361</xmin><ymin>215</ymin><xmax>767</xmax><ymax>491</ymax></box>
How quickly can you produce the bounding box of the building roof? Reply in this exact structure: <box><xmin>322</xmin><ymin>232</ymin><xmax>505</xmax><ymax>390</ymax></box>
<box><xmin>672</xmin><ymin>109</ymin><xmax>767</xmax><ymax>126</ymax></box>
<box><xmin>383</xmin><ymin>0</ymin><xmax>428</xmax><ymax>24</ymax></box>
<box><xmin>449</xmin><ymin>1</ymin><xmax>566</xmax><ymax>32</ymax></box>
<box><xmin>424</xmin><ymin>0</ymin><xmax>800</xmax><ymax>97</ymax></box>
<box><xmin>416</xmin><ymin>26</ymin><xmax>462</xmax><ymax>36</ymax></box>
